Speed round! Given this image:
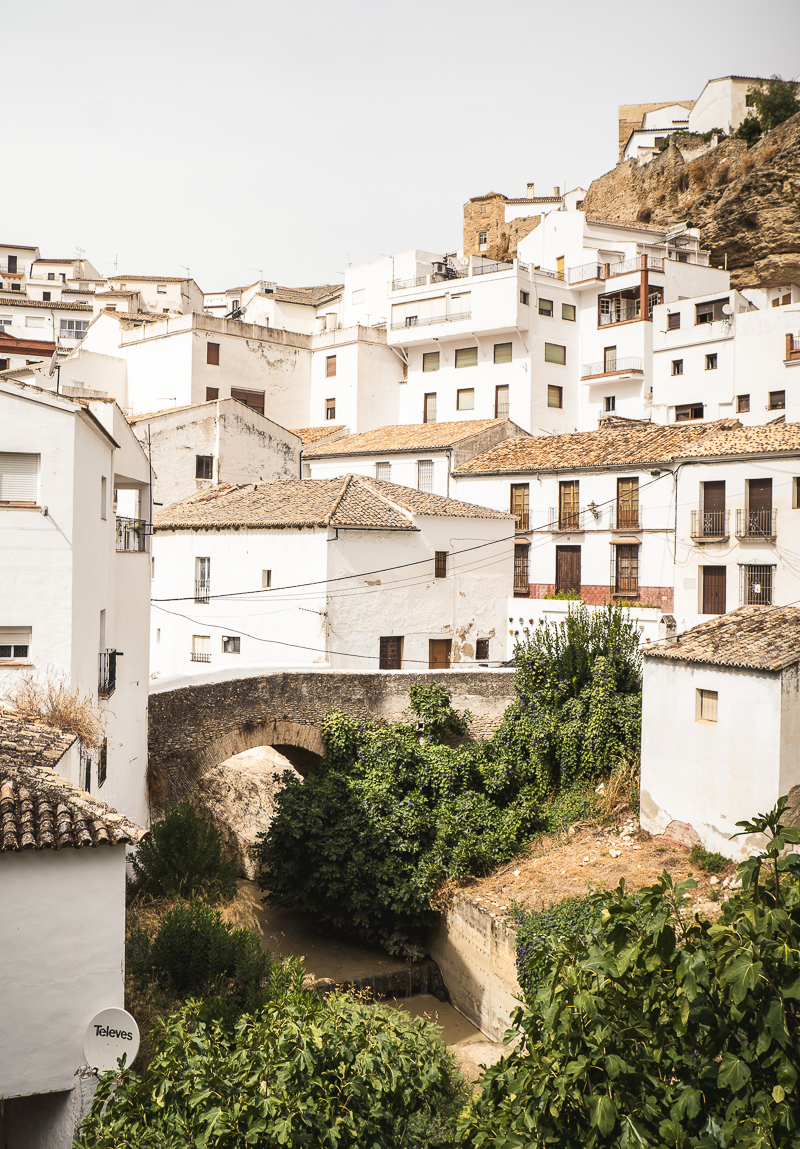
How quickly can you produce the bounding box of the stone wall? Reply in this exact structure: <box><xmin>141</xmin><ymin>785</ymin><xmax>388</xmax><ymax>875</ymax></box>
<box><xmin>617</xmin><ymin>100</ymin><xmax>695</xmax><ymax>160</ymax></box>
<box><xmin>148</xmin><ymin>670</ymin><xmax>517</xmax><ymax>809</ymax></box>
<box><xmin>522</xmin><ymin>583</ymin><xmax>674</xmax><ymax>611</ymax></box>
<box><xmin>462</xmin><ymin>194</ymin><xmax>541</xmax><ymax>262</ymax></box>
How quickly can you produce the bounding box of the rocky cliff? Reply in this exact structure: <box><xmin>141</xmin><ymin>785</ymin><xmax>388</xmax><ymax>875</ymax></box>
<box><xmin>581</xmin><ymin>112</ymin><xmax>800</xmax><ymax>288</ymax></box>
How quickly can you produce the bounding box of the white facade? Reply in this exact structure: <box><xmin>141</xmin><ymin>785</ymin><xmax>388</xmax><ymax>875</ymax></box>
<box><xmin>621</xmin><ymin>104</ymin><xmax>693</xmax><ymax>163</ymax></box>
<box><xmin>688</xmin><ymin>76</ymin><xmax>765</xmax><ymax>137</ymax></box>
<box><xmin>0</xmin><ymin>381</ymin><xmax>151</xmax><ymax>825</ymax></box>
<box><xmin>106</xmin><ymin>274</ymin><xmax>204</xmax><ymax>315</ymax></box>
<box><xmin>130</xmin><ymin>398</ymin><xmax>302</xmax><ymax>509</ymax></box>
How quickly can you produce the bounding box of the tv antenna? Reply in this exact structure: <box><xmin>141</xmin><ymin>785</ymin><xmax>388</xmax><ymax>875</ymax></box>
<box><xmin>179</xmin><ymin>265</ymin><xmax>190</xmax><ymax>280</ymax></box>
<box><xmin>250</xmin><ymin>267</ymin><xmax>264</xmax><ymax>283</ymax></box>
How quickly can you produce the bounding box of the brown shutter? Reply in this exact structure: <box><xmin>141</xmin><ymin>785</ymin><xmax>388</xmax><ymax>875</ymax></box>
<box><xmin>702</xmin><ymin>567</ymin><xmax>726</xmax><ymax>614</ymax></box>
<box><xmin>748</xmin><ymin>478</ymin><xmax>772</xmax><ymax>512</ymax></box>
<box><xmin>326</xmin><ymin>355</ymin><xmax>337</xmax><ymax>378</ymax></box>
<box><xmin>559</xmin><ymin>481</ymin><xmax>579</xmax><ymax>529</ymax></box>
<box><xmin>379</xmin><ymin>636</ymin><xmax>403</xmax><ymax>669</ymax></box>
<box><xmin>556</xmin><ymin>545</ymin><xmax>581</xmax><ymax>593</ymax></box>
<box><xmin>703</xmin><ymin>481</ymin><xmax>725</xmax><ymax>513</ymax></box>
<box><xmin>207</xmin><ymin>342</ymin><xmax>220</xmax><ymax>365</ymax></box>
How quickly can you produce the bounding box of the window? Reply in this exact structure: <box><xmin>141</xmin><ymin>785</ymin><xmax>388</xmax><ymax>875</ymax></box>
<box><xmin>325</xmin><ymin>398</ymin><xmax>336</xmax><ymax>420</ymax></box>
<box><xmin>0</xmin><ymin>316</ymin><xmax>10</xmax><ymax>329</ymax></box>
<box><xmin>737</xmin><ymin>394</ymin><xmax>750</xmax><ymax>413</ymax></box>
<box><xmin>476</xmin><ymin>638</ymin><xmax>490</xmax><ymax>661</ymax></box>
<box><xmin>81</xmin><ymin>744</ymin><xmax>92</xmax><ymax>792</ymax></box>
<box><xmin>741</xmin><ymin>564</ymin><xmax>774</xmax><ymax>606</ymax></box>
<box><xmin>405</xmin><ymin>315</ymin><xmax>418</xmax><ymax>327</ymax></box>
<box><xmin>157</xmin><ymin>284</ymin><xmax>167</xmax><ymax>294</ymax></box>
<box><xmin>195</xmin><ymin>557</ymin><xmax>210</xmax><ymax>603</ymax></box>
<box><xmin>616</xmin><ymin>476</ymin><xmax>639</xmax><ymax>528</ymax></box>
<box><xmin>326</xmin><ymin>355</ymin><xmax>337</xmax><ymax>378</ymax></box>
<box><xmin>559</xmin><ymin>480</ymin><xmax>580</xmax><ymax>530</ymax></box>
<box><xmin>520</xmin><ymin>291</ymin><xmax>530</xmax><ymax>305</ymax></box>
<box><xmin>672</xmin><ymin>359</ymin><xmax>683</xmax><ymax>375</ymax></box>
<box><xmin>7</xmin><ymin>256</ymin><xmax>17</xmax><ymax>273</ymax></box>
<box><xmin>706</xmin><ymin>353</ymin><xmax>717</xmax><ymax>370</ymax></box>
<box><xmin>47</xmin><ymin>272</ymin><xmax>55</xmax><ymax>281</ymax></box>
<box><xmin>769</xmin><ymin>390</ymin><xmax>786</xmax><ymax>410</ymax></box>
<box><xmin>697</xmin><ymin>689</ymin><xmax>718</xmax><ymax>723</ymax></box>
<box><xmin>614</xmin><ymin>543</ymin><xmax>639</xmax><ymax>595</ymax></box>
<box><xmin>514</xmin><ymin>543</ymin><xmax>530</xmax><ymax>594</ymax></box>
<box><xmin>654</xmin><ymin>136</ymin><xmax>665</xmax><ymax>149</ymax></box>
<box><xmin>351</xmin><ymin>288</ymin><xmax>365</xmax><ymax>305</ymax></box>
<box><xmin>538</xmin><ymin>298</ymin><xmax>553</xmax><ymax>317</ymax></box>
<box><xmin>556</xmin><ymin>257</ymin><xmax>565</xmax><ymax>281</ymax></box>
<box><xmin>675</xmin><ymin>403</ymin><xmax>704</xmax><ymax>421</ymax></box>
<box><xmin>206</xmin><ymin>387</ymin><xmax>219</xmax><ymax>401</ymax></box>
<box><xmin>495</xmin><ymin>384</ymin><xmax>509</xmax><ymax>418</ymax></box>
<box><xmin>0</xmin><ymin>452</ymin><xmax>38</xmax><ymax>504</ymax></box>
<box><xmin>191</xmin><ymin>635</ymin><xmax>211</xmax><ymax>662</ymax></box>
<box><xmin>262</xmin><ymin>570</ymin><xmax>272</xmax><ymax>588</ymax></box>
<box><xmin>97</xmin><ymin>738</ymin><xmax>108</xmax><ymax>787</ymax></box>
<box><xmin>196</xmin><ymin>455</ymin><xmax>213</xmax><ymax>480</ymax></box>
<box><xmin>605</xmin><ymin>395</ymin><xmax>616</xmax><ymax>412</ymax></box>
<box><xmin>434</xmin><ymin>551</ymin><xmax>448</xmax><ymax>578</ymax></box>
<box><xmin>379</xmin><ymin>636</ymin><xmax>403</xmax><ymax>669</ymax></box>
<box><xmin>422</xmin><ymin>351</ymin><xmax>439</xmax><ymax>372</ymax></box>
<box><xmin>207</xmin><ymin>342</ymin><xmax>220</xmax><ymax>365</ymax></box>
<box><xmin>547</xmin><ymin>385</ymin><xmax>563</xmax><ymax>409</ymax></box>
<box><xmin>695</xmin><ymin>298</ymin><xmax>729</xmax><ymax>324</ymax></box>
<box><xmin>457</xmin><ymin>388</ymin><xmax>475</xmax><ymax>410</ymax></box>
<box><xmin>231</xmin><ymin>388</ymin><xmax>265</xmax><ymax>415</ymax></box>
<box><xmin>455</xmin><ymin>346</ymin><xmax>477</xmax><ymax>368</ymax></box>
<box><xmin>544</xmin><ymin>343</ymin><xmax>566</xmax><ymax>365</ymax></box>
<box><xmin>478</xmin><ymin>231</ymin><xmax>487</xmax><ymax>245</ymax></box>
<box><xmin>510</xmin><ymin>483</ymin><xmax>529</xmax><ymax>530</ymax></box>
<box><xmin>163</xmin><ymin>308</ymin><xmax>170</xmax><ymax>314</ymax></box>
<box><xmin>11</xmin><ymin>283</ymin><xmax>20</xmax><ymax>291</ymax></box>
<box><xmin>418</xmin><ymin>460</ymin><xmax>434</xmax><ymax>492</ymax></box>
<box><xmin>26</xmin><ymin>316</ymin><xmax>45</xmax><ymax>328</ymax></box>
<box><xmin>667</xmin><ymin>312</ymin><xmax>681</xmax><ymax>330</ymax></box>
<box><xmin>423</xmin><ymin>393</ymin><xmax>437</xmax><ymax>424</ymax></box>
<box><xmin>375</xmin><ymin>461</ymin><xmax>391</xmax><ymax>482</ymax></box>
<box><xmin>0</xmin><ymin>627</ymin><xmax>31</xmax><ymax>662</ymax></box>
<box><xmin>493</xmin><ymin>342</ymin><xmax>512</xmax><ymax>364</ymax></box>
<box><xmin>42</xmin><ymin>291</ymin><xmax>50</xmax><ymax>302</ymax></box>
<box><xmin>562</xmin><ymin>303</ymin><xmax>576</xmax><ymax>322</ymax></box>
<box><xmin>604</xmin><ymin>346</ymin><xmax>617</xmax><ymax>372</ymax></box>
<box><xmin>480</xmin><ymin>204</ymin><xmax>487</xmax><ymax>215</ymax></box>
<box><xmin>0</xmin><ymin>359</ymin><xmax>7</xmax><ymax>369</ymax></box>
<box><xmin>100</xmin><ymin>476</ymin><xmax>107</xmax><ymax>520</ymax></box>
<box><xmin>222</xmin><ymin>636</ymin><xmax>241</xmax><ymax>653</ymax></box>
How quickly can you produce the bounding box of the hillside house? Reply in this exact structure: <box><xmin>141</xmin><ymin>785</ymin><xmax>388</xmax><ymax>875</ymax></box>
<box><xmin>150</xmin><ymin>475</ymin><xmax>513</xmax><ymax>681</ymax></box>
<box><xmin>640</xmin><ymin>606</ymin><xmax>800</xmax><ymax>859</ymax></box>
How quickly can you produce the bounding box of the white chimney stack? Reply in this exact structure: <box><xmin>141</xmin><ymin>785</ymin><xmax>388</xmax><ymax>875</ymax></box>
<box><xmin>526</xmin><ymin>183</ymin><xmax>535</xmax><ymax>199</ymax></box>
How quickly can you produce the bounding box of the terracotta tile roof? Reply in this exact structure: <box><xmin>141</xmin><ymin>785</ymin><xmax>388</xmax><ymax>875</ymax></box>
<box><xmin>644</xmin><ymin>606</ymin><xmax>800</xmax><ymax>671</ymax></box>
<box><xmin>0</xmin><ymin>715</ymin><xmax>143</xmax><ymax>851</ymax></box>
<box><xmin>98</xmin><ymin>309</ymin><xmax>165</xmax><ymax>324</ymax></box>
<box><xmin>677</xmin><ymin>422</ymin><xmax>800</xmax><ymax>459</ymax></box>
<box><xmin>95</xmin><ymin>290</ymin><xmax>139</xmax><ymax>298</ymax></box>
<box><xmin>0</xmin><ymin>297</ymin><xmax>92</xmax><ymax>311</ymax></box>
<box><xmin>452</xmin><ymin>418</ymin><xmax>741</xmax><ymax>475</ymax></box>
<box><xmin>291</xmin><ymin>425</ymin><xmax>347</xmax><ymax>445</ymax></box>
<box><xmin>305</xmin><ymin>419</ymin><xmax>513</xmax><ymax>458</ymax></box>
<box><xmin>154</xmin><ymin>475</ymin><xmax>511</xmax><ymax>531</ymax></box>
<box><xmin>112</xmin><ymin>275</ymin><xmax>191</xmax><ymax>283</ymax></box>
<box><xmin>265</xmin><ymin>284</ymin><xmax>343</xmax><ymax>307</ymax></box>
<box><xmin>0</xmin><ymin>243</ymin><xmax>38</xmax><ymax>251</ymax></box>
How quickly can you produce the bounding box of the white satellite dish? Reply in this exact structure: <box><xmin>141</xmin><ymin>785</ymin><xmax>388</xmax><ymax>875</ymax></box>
<box><xmin>722</xmin><ymin>303</ymin><xmax>733</xmax><ymax>316</ymax></box>
<box><xmin>84</xmin><ymin>1007</ymin><xmax>140</xmax><ymax>1072</ymax></box>
<box><xmin>47</xmin><ymin>350</ymin><xmax>59</xmax><ymax>377</ymax></box>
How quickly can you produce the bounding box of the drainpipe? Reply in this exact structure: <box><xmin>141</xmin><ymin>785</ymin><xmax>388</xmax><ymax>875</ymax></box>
<box><xmin>447</xmin><ymin>449</ymin><xmax>452</xmax><ymax>497</ymax></box>
<box><xmin>214</xmin><ymin>400</ymin><xmax>221</xmax><ymax>484</ymax></box>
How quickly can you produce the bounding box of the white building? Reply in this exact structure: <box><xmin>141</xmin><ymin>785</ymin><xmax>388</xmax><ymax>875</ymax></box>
<box><xmin>105</xmin><ymin>273</ymin><xmax>204</xmax><ymax>315</ymax></box>
<box><xmin>0</xmin><ymin>296</ymin><xmax>93</xmax><ymax>364</ymax></box>
<box><xmin>304</xmin><ymin>418</ymin><xmax>527</xmax><ymax>496</ymax></box>
<box><xmin>0</xmin><ymin>243</ymin><xmax>39</xmax><ymax>295</ymax></box>
<box><xmin>0</xmin><ymin>378</ymin><xmax>152</xmax><ymax>826</ymax></box>
<box><xmin>640</xmin><ymin>605</ymin><xmax>800</xmax><ymax>859</ymax></box>
<box><xmin>621</xmin><ymin>104</ymin><xmax>693</xmax><ymax>163</ymax></box>
<box><xmin>129</xmin><ymin>398</ymin><xmax>302</xmax><ymax>509</ymax></box>
<box><xmin>150</xmin><ymin>475</ymin><xmax>513</xmax><ymax>682</ymax></box>
<box><xmin>0</xmin><ymin>728</ymin><xmax>141</xmax><ymax>1148</ymax></box>
<box><xmin>686</xmin><ymin>75</ymin><xmax>792</xmax><ymax>137</ymax></box>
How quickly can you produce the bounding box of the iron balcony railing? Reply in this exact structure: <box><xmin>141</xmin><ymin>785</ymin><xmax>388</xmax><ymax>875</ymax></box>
<box><xmin>471</xmin><ymin>260</ymin><xmax>514</xmax><ymax>277</ymax></box>
<box><xmin>190</xmin><ymin>651</ymin><xmax>211</xmax><ymax>662</ymax></box>
<box><xmin>392</xmin><ymin>275</ymin><xmax>427</xmax><ymax>290</ymax></box>
<box><xmin>549</xmin><ymin>507</ymin><xmax>585</xmax><ymax>532</ymax></box>
<box><xmin>736</xmin><ymin>508</ymin><xmax>777</xmax><ymax>539</ymax></box>
<box><xmin>607</xmin><ymin>256</ymin><xmax>663</xmax><ymax>277</ymax></box>
<box><xmin>195</xmin><ymin>579</ymin><xmax>211</xmax><ymax>603</ymax></box>
<box><xmin>431</xmin><ymin>268</ymin><xmax>469</xmax><ymax>282</ymax></box>
<box><xmin>582</xmin><ymin>356</ymin><xmax>644</xmax><ymax>378</ymax></box>
<box><xmin>98</xmin><ymin>650</ymin><xmax>117</xmax><ymax>698</ymax></box>
<box><xmin>390</xmin><ymin>311</ymin><xmax>470</xmax><ymax>331</ymax></box>
<box><xmin>115</xmin><ymin>516</ymin><xmax>148</xmax><ymax>552</ymax></box>
<box><xmin>691</xmin><ymin>509</ymin><xmax>730</xmax><ymax>539</ymax></box>
<box><xmin>611</xmin><ymin>504</ymin><xmax>642</xmax><ymax>530</ymax></box>
<box><xmin>513</xmin><ymin>510</ymin><xmax>529</xmax><ymax>531</ymax></box>
<box><xmin>568</xmin><ymin>262</ymin><xmax>604</xmax><ymax>284</ymax></box>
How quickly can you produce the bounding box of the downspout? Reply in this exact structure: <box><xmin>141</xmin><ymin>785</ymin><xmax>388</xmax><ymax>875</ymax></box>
<box><xmin>214</xmin><ymin>400</ymin><xmax>221</xmax><ymax>483</ymax></box>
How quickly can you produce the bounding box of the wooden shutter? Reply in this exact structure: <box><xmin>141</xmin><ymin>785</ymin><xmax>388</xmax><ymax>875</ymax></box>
<box><xmin>556</xmin><ymin>545</ymin><xmax>581</xmax><ymax>593</ymax></box>
<box><xmin>702</xmin><ymin>567</ymin><xmax>726</xmax><ymax>614</ymax></box>
<box><xmin>748</xmin><ymin>478</ymin><xmax>772</xmax><ymax>512</ymax></box>
<box><xmin>428</xmin><ymin>639</ymin><xmax>452</xmax><ymax>669</ymax></box>
<box><xmin>455</xmin><ymin>346</ymin><xmax>478</xmax><ymax>368</ymax></box>
<box><xmin>544</xmin><ymin>343</ymin><xmax>566</xmax><ymax>365</ymax></box>
<box><xmin>617</xmin><ymin>477</ymin><xmax>639</xmax><ymax>527</ymax></box>
<box><xmin>207</xmin><ymin>342</ymin><xmax>220</xmax><ymax>365</ymax></box>
<box><xmin>0</xmin><ymin>453</ymin><xmax>38</xmax><ymax>503</ymax></box>
<box><xmin>435</xmin><ymin>551</ymin><xmax>447</xmax><ymax>578</ymax></box>
<box><xmin>326</xmin><ymin>355</ymin><xmax>337</xmax><ymax>378</ymax></box>
<box><xmin>493</xmin><ymin>342</ymin><xmax>512</xmax><ymax>364</ymax></box>
<box><xmin>703</xmin><ymin>480</ymin><xmax>725</xmax><ymax>513</ymax></box>
<box><xmin>510</xmin><ymin>484</ymin><xmax>529</xmax><ymax>530</ymax></box>
<box><xmin>379</xmin><ymin>636</ymin><xmax>402</xmax><ymax>669</ymax></box>
<box><xmin>205</xmin><ymin>387</ymin><xmax>219</xmax><ymax>401</ymax></box>
<box><xmin>559</xmin><ymin>480</ymin><xmax>579</xmax><ymax>529</ymax></box>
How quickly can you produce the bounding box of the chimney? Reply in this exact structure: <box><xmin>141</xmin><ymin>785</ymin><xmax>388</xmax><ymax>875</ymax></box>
<box><xmin>526</xmin><ymin>183</ymin><xmax>535</xmax><ymax>199</ymax></box>
<box><xmin>554</xmin><ymin>186</ymin><xmax>560</xmax><ymax>197</ymax></box>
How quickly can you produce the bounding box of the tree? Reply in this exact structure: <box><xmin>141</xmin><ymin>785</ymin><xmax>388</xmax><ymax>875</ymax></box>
<box><xmin>750</xmin><ymin>75</ymin><xmax>800</xmax><ymax>133</ymax></box>
<box><xmin>458</xmin><ymin>799</ymin><xmax>800</xmax><ymax>1147</ymax></box>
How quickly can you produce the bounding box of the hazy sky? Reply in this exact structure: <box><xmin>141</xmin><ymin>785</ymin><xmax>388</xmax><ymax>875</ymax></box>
<box><xmin>5</xmin><ymin>1</ymin><xmax>798</xmax><ymax>291</ymax></box>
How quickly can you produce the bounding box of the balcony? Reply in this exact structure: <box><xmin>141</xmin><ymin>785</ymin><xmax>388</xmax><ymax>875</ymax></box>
<box><xmin>471</xmin><ymin>260</ymin><xmax>514</xmax><ymax>277</ymax></box>
<box><xmin>389</xmin><ymin>311</ymin><xmax>471</xmax><ymax>332</ymax></box>
<box><xmin>195</xmin><ymin>580</ymin><xmax>211</xmax><ymax>603</ymax></box>
<box><xmin>786</xmin><ymin>334</ymin><xmax>800</xmax><ymax>362</ymax></box>
<box><xmin>549</xmin><ymin>507</ymin><xmax>585</xmax><ymax>532</ymax></box>
<box><xmin>392</xmin><ymin>276</ymin><xmax>427</xmax><ymax>290</ymax></box>
<box><xmin>582</xmin><ymin>356</ymin><xmax>644</xmax><ymax>379</ymax></box>
<box><xmin>190</xmin><ymin>651</ymin><xmax>211</xmax><ymax>663</ymax></box>
<box><xmin>567</xmin><ymin>254</ymin><xmax>664</xmax><ymax>285</ymax></box>
<box><xmin>116</xmin><ymin>516</ymin><xmax>148</xmax><ymax>552</ymax></box>
<box><xmin>735</xmin><ymin>509</ymin><xmax>777</xmax><ymax>540</ymax></box>
<box><xmin>98</xmin><ymin>650</ymin><xmax>117</xmax><ymax>699</ymax></box>
<box><xmin>611</xmin><ymin>504</ymin><xmax>642</xmax><ymax>530</ymax></box>
<box><xmin>513</xmin><ymin>511</ymin><xmax>529</xmax><ymax>531</ymax></box>
<box><xmin>691</xmin><ymin>509</ymin><xmax>730</xmax><ymax>540</ymax></box>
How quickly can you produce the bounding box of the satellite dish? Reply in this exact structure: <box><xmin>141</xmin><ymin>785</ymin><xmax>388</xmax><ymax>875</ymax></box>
<box><xmin>84</xmin><ymin>1007</ymin><xmax>140</xmax><ymax>1072</ymax></box>
<box><xmin>722</xmin><ymin>303</ymin><xmax>733</xmax><ymax>316</ymax></box>
<box><xmin>47</xmin><ymin>350</ymin><xmax>58</xmax><ymax>377</ymax></box>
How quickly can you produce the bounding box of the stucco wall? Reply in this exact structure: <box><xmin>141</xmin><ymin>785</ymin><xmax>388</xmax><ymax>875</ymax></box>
<box><xmin>0</xmin><ymin>847</ymin><xmax>127</xmax><ymax>1098</ymax></box>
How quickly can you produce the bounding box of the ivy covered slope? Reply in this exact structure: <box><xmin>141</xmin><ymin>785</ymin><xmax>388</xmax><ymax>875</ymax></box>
<box><xmin>459</xmin><ymin>801</ymin><xmax>800</xmax><ymax>1149</ymax></box>
<box><xmin>255</xmin><ymin>606</ymin><xmax>643</xmax><ymax>957</ymax></box>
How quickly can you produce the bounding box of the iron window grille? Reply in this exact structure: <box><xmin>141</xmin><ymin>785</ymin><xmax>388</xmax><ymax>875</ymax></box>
<box><xmin>98</xmin><ymin>650</ymin><xmax>118</xmax><ymax>698</ymax></box>
<box><xmin>476</xmin><ymin>638</ymin><xmax>490</xmax><ymax>661</ymax></box>
<box><xmin>514</xmin><ymin>544</ymin><xmax>530</xmax><ymax>594</ymax></box>
<box><xmin>98</xmin><ymin>739</ymin><xmax>108</xmax><ymax>786</ymax></box>
<box><xmin>115</xmin><ymin>516</ymin><xmax>148</xmax><ymax>552</ymax></box>
<box><xmin>611</xmin><ymin>544</ymin><xmax>639</xmax><ymax>596</ymax></box>
<box><xmin>434</xmin><ymin>551</ymin><xmax>448</xmax><ymax>579</ymax></box>
<box><xmin>739</xmin><ymin>565</ymin><xmax>774</xmax><ymax>605</ymax></box>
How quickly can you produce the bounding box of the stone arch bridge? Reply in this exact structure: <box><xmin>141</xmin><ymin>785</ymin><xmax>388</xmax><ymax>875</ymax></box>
<box><xmin>147</xmin><ymin>670</ymin><xmax>516</xmax><ymax>810</ymax></box>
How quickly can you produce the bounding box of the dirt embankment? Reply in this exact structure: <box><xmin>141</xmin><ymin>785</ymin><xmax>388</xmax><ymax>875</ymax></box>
<box><xmin>581</xmin><ymin>111</ymin><xmax>800</xmax><ymax>289</ymax></box>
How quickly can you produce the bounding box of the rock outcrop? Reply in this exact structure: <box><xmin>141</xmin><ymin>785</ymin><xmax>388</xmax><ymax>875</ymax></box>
<box><xmin>194</xmin><ymin>746</ymin><xmax>300</xmax><ymax>879</ymax></box>
<box><xmin>581</xmin><ymin>112</ymin><xmax>800</xmax><ymax>288</ymax></box>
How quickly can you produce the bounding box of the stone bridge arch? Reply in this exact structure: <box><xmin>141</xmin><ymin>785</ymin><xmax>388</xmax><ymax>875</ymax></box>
<box><xmin>147</xmin><ymin>670</ymin><xmax>516</xmax><ymax>812</ymax></box>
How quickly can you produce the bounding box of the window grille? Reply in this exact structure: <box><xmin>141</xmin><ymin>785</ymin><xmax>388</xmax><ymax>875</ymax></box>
<box><xmin>375</xmin><ymin>461</ymin><xmax>391</xmax><ymax>482</ymax></box>
<box><xmin>476</xmin><ymin>638</ymin><xmax>490</xmax><ymax>661</ymax></box>
<box><xmin>98</xmin><ymin>739</ymin><xmax>108</xmax><ymax>786</ymax></box>
<box><xmin>739</xmin><ymin>565</ymin><xmax>774</xmax><ymax>606</ymax></box>
<box><xmin>611</xmin><ymin>544</ymin><xmax>639</xmax><ymax>595</ymax></box>
<box><xmin>514</xmin><ymin>544</ymin><xmax>530</xmax><ymax>594</ymax></box>
<box><xmin>434</xmin><ymin>551</ymin><xmax>447</xmax><ymax>579</ymax></box>
<box><xmin>417</xmin><ymin>460</ymin><xmax>434</xmax><ymax>492</ymax></box>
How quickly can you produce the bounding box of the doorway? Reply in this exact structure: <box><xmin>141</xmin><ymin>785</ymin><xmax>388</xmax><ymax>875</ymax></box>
<box><xmin>555</xmin><ymin>546</ymin><xmax>581</xmax><ymax>594</ymax></box>
<box><xmin>428</xmin><ymin>639</ymin><xmax>452</xmax><ymax>670</ymax></box>
<box><xmin>702</xmin><ymin>567</ymin><xmax>726</xmax><ymax>614</ymax></box>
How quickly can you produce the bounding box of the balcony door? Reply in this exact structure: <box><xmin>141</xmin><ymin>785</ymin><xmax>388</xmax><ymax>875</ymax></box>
<box><xmin>510</xmin><ymin>483</ymin><xmax>529</xmax><ymax>530</ymax></box>
<box><xmin>555</xmin><ymin>545</ymin><xmax>581</xmax><ymax>594</ymax></box>
<box><xmin>702</xmin><ymin>481</ymin><xmax>725</xmax><ymax>536</ymax></box>
<box><xmin>702</xmin><ymin>567</ymin><xmax>726</xmax><ymax>615</ymax></box>
<box><xmin>617</xmin><ymin>477</ymin><xmax>639</xmax><ymax>528</ymax></box>
<box><xmin>747</xmin><ymin>478</ymin><xmax>772</xmax><ymax>536</ymax></box>
<box><xmin>558</xmin><ymin>480</ymin><xmax>580</xmax><ymax>530</ymax></box>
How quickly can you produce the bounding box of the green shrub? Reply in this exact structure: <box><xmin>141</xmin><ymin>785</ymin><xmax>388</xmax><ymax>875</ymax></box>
<box><xmin>689</xmin><ymin>842</ymin><xmax>730</xmax><ymax>872</ymax></box>
<box><xmin>128</xmin><ymin>900</ymin><xmax>271</xmax><ymax>996</ymax></box>
<box><xmin>77</xmin><ymin>972</ymin><xmax>467</xmax><ymax>1149</ymax></box>
<box><xmin>130</xmin><ymin>803</ymin><xmax>238</xmax><ymax>902</ymax></box>
<box><xmin>542</xmin><ymin>589</ymin><xmax>582</xmax><ymax>601</ymax></box>
<box><xmin>409</xmin><ymin>681</ymin><xmax>471</xmax><ymax>739</ymax></box>
<box><xmin>514</xmin><ymin>894</ymin><xmax>600</xmax><ymax>994</ymax></box>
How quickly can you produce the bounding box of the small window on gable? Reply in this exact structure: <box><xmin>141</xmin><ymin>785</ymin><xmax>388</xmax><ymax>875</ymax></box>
<box><xmin>157</xmin><ymin>284</ymin><xmax>167</xmax><ymax>294</ymax></box>
<box><xmin>493</xmin><ymin>342</ymin><xmax>512</xmax><ymax>364</ymax></box>
<box><xmin>667</xmin><ymin>312</ymin><xmax>680</xmax><ymax>330</ymax></box>
<box><xmin>697</xmin><ymin>688</ymin><xmax>718</xmax><ymax>723</ymax></box>
<box><xmin>562</xmin><ymin>303</ymin><xmax>576</xmax><ymax>321</ymax></box>
<box><xmin>538</xmin><ymin>298</ymin><xmax>553</xmax><ymax>317</ymax></box>
<box><xmin>196</xmin><ymin>455</ymin><xmax>213</xmax><ymax>480</ymax></box>
<box><xmin>480</xmin><ymin>204</ymin><xmax>487</xmax><ymax>215</ymax></box>
<box><xmin>207</xmin><ymin>341</ymin><xmax>220</xmax><ymax>365</ymax></box>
